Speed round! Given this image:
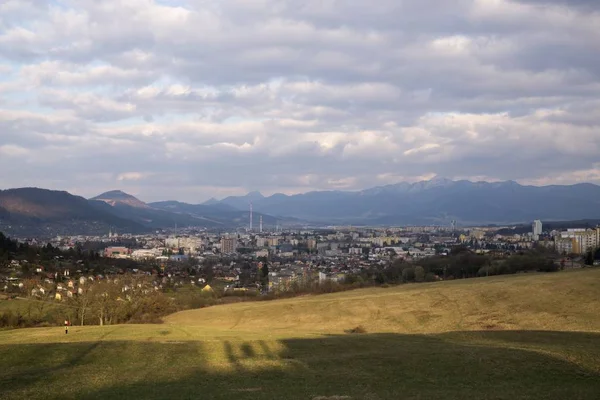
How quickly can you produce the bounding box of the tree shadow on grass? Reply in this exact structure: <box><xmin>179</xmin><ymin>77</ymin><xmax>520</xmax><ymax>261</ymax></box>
<box><xmin>0</xmin><ymin>327</ymin><xmax>119</xmax><ymax>392</ymax></box>
<box><xmin>1</xmin><ymin>330</ymin><xmax>599</xmax><ymax>400</ymax></box>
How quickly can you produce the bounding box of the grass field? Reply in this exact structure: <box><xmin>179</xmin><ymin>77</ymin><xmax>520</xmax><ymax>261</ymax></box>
<box><xmin>1</xmin><ymin>269</ymin><xmax>599</xmax><ymax>399</ymax></box>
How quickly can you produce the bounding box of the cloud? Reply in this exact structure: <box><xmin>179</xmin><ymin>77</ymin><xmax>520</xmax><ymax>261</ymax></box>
<box><xmin>511</xmin><ymin>0</ymin><xmax>600</xmax><ymax>11</ymax></box>
<box><xmin>0</xmin><ymin>0</ymin><xmax>598</xmax><ymax>202</ymax></box>
<box><xmin>0</xmin><ymin>144</ymin><xmax>30</xmax><ymax>157</ymax></box>
<box><xmin>117</xmin><ymin>172</ymin><xmax>150</xmax><ymax>181</ymax></box>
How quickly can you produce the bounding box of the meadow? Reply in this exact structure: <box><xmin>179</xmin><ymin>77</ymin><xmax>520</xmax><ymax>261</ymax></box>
<box><xmin>1</xmin><ymin>268</ymin><xmax>599</xmax><ymax>399</ymax></box>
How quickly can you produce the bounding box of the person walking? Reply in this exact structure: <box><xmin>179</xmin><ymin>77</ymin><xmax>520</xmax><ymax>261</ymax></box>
<box><xmin>65</xmin><ymin>319</ymin><xmax>70</xmax><ymax>334</ymax></box>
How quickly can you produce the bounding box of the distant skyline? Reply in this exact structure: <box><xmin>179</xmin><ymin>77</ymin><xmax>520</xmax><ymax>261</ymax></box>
<box><xmin>1</xmin><ymin>0</ymin><xmax>599</xmax><ymax>203</ymax></box>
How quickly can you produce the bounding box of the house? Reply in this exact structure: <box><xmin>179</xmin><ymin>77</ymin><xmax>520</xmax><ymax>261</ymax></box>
<box><xmin>104</xmin><ymin>246</ymin><xmax>130</xmax><ymax>258</ymax></box>
<box><xmin>169</xmin><ymin>254</ymin><xmax>190</xmax><ymax>262</ymax></box>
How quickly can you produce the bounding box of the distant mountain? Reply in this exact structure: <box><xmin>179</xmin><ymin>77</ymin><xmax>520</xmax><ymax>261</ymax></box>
<box><xmin>89</xmin><ymin>192</ymin><xmax>224</xmax><ymax>230</ymax></box>
<box><xmin>90</xmin><ymin>191</ymin><xmax>284</xmax><ymax>230</ymax></box>
<box><xmin>0</xmin><ymin>187</ymin><xmax>284</xmax><ymax>237</ymax></box>
<box><xmin>210</xmin><ymin>178</ymin><xmax>600</xmax><ymax>225</ymax></box>
<box><xmin>91</xmin><ymin>190</ymin><xmax>150</xmax><ymax>209</ymax></box>
<box><xmin>149</xmin><ymin>200</ymin><xmax>280</xmax><ymax>226</ymax></box>
<box><xmin>152</xmin><ymin>201</ymin><xmax>239</xmax><ymax>214</ymax></box>
<box><xmin>4</xmin><ymin>179</ymin><xmax>599</xmax><ymax>237</ymax></box>
<box><xmin>219</xmin><ymin>191</ymin><xmax>265</xmax><ymax>211</ymax></box>
<box><xmin>0</xmin><ymin>188</ymin><xmax>145</xmax><ymax>236</ymax></box>
<box><xmin>201</xmin><ymin>197</ymin><xmax>220</xmax><ymax>206</ymax></box>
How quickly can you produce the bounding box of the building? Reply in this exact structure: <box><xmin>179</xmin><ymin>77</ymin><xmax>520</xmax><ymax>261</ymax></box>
<box><xmin>104</xmin><ymin>246</ymin><xmax>130</xmax><ymax>258</ymax></box>
<box><xmin>532</xmin><ymin>220</ymin><xmax>543</xmax><ymax>241</ymax></box>
<box><xmin>255</xmin><ymin>249</ymin><xmax>269</xmax><ymax>258</ymax></box>
<box><xmin>555</xmin><ymin>237</ymin><xmax>575</xmax><ymax>255</ymax></box>
<box><xmin>267</xmin><ymin>237</ymin><xmax>280</xmax><ymax>247</ymax></box>
<box><xmin>221</xmin><ymin>237</ymin><xmax>237</xmax><ymax>254</ymax></box>
<box><xmin>470</xmin><ymin>230</ymin><xmax>485</xmax><ymax>240</ymax></box>
<box><xmin>165</xmin><ymin>237</ymin><xmax>180</xmax><ymax>248</ymax></box>
<box><xmin>573</xmin><ymin>229</ymin><xmax>599</xmax><ymax>254</ymax></box>
<box><xmin>559</xmin><ymin>228</ymin><xmax>600</xmax><ymax>254</ymax></box>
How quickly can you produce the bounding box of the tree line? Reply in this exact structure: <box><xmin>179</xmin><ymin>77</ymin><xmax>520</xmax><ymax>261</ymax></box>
<box><xmin>345</xmin><ymin>246</ymin><xmax>563</xmax><ymax>286</ymax></box>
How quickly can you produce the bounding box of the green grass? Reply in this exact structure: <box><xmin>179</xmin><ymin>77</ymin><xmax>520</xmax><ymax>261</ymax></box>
<box><xmin>0</xmin><ymin>296</ymin><xmax>66</xmax><ymax>325</ymax></box>
<box><xmin>1</xmin><ymin>268</ymin><xmax>599</xmax><ymax>399</ymax></box>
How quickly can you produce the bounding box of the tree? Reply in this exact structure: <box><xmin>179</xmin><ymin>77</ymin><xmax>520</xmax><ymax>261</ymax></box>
<box><xmin>70</xmin><ymin>286</ymin><xmax>93</xmax><ymax>326</ymax></box>
<box><xmin>450</xmin><ymin>245</ymin><xmax>471</xmax><ymax>256</ymax></box>
<box><xmin>92</xmin><ymin>280</ymin><xmax>123</xmax><ymax>326</ymax></box>
<box><xmin>414</xmin><ymin>266</ymin><xmax>425</xmax><ymax>283</ymax></box>
<box><xmin>402</xmin><ymin>267</ymin><xmax>415</xmax><ymax>283</ymax></box>
<box><xmin>260</xmin><ymin>262</ymin><xmax>269</xmax><ymax>291</ymax></box>
<box><xmin>239</xmin><ymin>263</ymin><xmax>255</xmax><ymax>286</ymax></box>
<box><xmin>202</xmin><ymin>263</ymin><xmax>215</xmax><ymax>283</ymax></box>
<box><xmin>585</xmin><ymin>250</ymin><xmax>595</xmax><ymax>266</ymax></box>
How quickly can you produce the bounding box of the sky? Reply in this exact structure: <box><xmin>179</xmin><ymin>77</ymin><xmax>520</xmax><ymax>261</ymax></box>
<box><xmin>0</xmin><ymin>0</ymin><xmax>599</xmax><ymax>203</ymax></box>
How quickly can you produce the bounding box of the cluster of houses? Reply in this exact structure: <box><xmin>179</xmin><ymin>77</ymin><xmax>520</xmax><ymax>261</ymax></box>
<box><xmin>5</xmin><ymin>223</ymin><xmax>598</xmax><ymax>300</ymax></box>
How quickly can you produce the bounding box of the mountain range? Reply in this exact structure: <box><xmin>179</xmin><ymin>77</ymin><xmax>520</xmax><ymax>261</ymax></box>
<box><xmin>211</xmin><ymin>177</ymin><xmax>600</xmax><ymax>225</ymax></box>
<box><xmin>0</xmin><ymin>188</ymin><xmax>145</xmax><ymax>237</ymax></box>
<box><xmin>0</xmin><ymin>189</ymin><xmax>274</xmax><ymax>237</ymax></box>
<box><xmin>1</xmin><ymin>177</ymin><xmax>600</xmax><ymax>237</ymax></box>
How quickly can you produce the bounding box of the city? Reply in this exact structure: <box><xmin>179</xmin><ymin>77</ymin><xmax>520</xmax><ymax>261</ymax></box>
<box><xmin>3</xmin><ymin>218</ymin><xmax>599</xmax><ymax>306</ymax></box>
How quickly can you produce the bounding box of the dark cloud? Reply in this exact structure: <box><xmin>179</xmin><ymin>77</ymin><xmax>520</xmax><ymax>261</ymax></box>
<box><xmin>511</xmin><ymin>0</ymin><xmax>600</xmax><ymax>11</ymax></box>
<box><xmin>0</xmin><ymin>0</ymin><xmax>599</xmax><ymax>201</ymax></box>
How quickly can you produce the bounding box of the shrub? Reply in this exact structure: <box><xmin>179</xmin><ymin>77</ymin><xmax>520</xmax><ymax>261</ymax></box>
<box><xmin>424</xmin><ymin>273</ymin><xmax>437</xmax><ymax>282</ymax></box>
<box><xmin>402</xmin><ymin>267</ymin><xmax>415</xmax><ymax>282</ymax></box>
<box><xmin>538</xmin><ymin>260</ymin><xmax>559</xmax><ymax>272</ymax></box>
<box><xmin>414</xmin><ymin>266</ymin><xmax>425</xmax><ymax>282</ymax></box>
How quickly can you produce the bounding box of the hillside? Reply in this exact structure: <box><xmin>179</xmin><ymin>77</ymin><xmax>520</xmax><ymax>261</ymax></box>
<box><xmin>91</xmin><ymin>190</ymin><xmax>151</xmax><ymax>209</ymax></box>
<box><xmin>0</xmin><ymin>269</ymin><xmax>599</xmax><ymax>399</ymax></box>
<box><xmin>215</xmin><ymin>177</ymin><xmax>600</xmax><ymax>225</ymax></box>
<box><xmin>0</xmin><ymin>188</ymin><xmax>145</xmax><ymax>236</ymax></box>
<box><xmin>149</xmin><ymin>200</ymin><xmax>280</xmax><ymax>227</ymax></box>
<box><xmin>0</xmin><ymin>187</ymin><xmax>285</xmax><ymax>235</ymax></box>
<box><xmin>166</xmin><ymin>268</ymin><xmax>600</xmax><ymax>334</ymax></box>
<box><xmin>89</xmin><ymin>199</ymin><xmax>223</xmax><ymax>230</ymax></box>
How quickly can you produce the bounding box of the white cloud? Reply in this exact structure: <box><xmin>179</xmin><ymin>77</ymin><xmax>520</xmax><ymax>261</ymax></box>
<box><xmin>117</xmin><ymin>172</ymin><xmax>149</xmax><ymax>181</ymax></box>
<box><xmin>0</xmin><ymin>144</ymin><xmax>30</xmax><ymax>157</ymax></box>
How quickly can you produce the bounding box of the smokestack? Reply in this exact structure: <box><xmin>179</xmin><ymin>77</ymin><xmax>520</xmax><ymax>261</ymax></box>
<box><xmin>259</xmin><ymin>216</ymin><xmax>263</xmax><ymax>233</ymax></box>
<box><xmin>250</xmin><ymin>201</ymin><xmax>253</xmax><ymax>231</ymax></box>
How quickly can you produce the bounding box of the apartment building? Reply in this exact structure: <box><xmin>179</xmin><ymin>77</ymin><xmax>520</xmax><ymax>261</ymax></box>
<box><xmin>557</xmin><ymin>228</ymin><xmax>600</xmax><ymax>254</ymax></box>
<box><xmin>221</xmin><ymin>237</ymin><xmax>237</xmax><ymax>254</ymax></box>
